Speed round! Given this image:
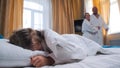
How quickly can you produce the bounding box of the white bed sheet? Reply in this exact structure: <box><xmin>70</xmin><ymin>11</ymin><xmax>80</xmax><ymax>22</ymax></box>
<box><xmin>25</xmin><ymin>48</ymin><xmax>120</xmax><ymax>68</ymax></box>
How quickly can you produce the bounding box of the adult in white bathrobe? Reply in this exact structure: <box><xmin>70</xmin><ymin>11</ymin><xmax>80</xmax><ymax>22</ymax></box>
<box><xmin>82</xmin><ymin>13</ymin><xmax>98</xmax><ymax>41</ymax></box>
<box><xmin>90</xmin><ymin>7</ymin><xmax>108</xmax><ymax>45</ymax></box>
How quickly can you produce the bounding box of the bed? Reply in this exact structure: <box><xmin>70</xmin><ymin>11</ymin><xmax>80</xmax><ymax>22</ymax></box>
<box><xmin>1</xmin><ymin>29</ymin><xmax>120</xmax><ymax>68</ymax></box>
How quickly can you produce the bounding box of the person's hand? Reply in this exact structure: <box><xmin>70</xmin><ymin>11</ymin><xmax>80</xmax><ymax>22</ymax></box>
<box><xmin>97</xmin><ymin>26</ymin><xmax>100</xmax><ymax>30</ymax></box>
<box><xmin>31</xmin><ymin>55</ymin><xmax>49</xmax><ymax>67</ymax></box>
<box><xmin>31</xmin><ymin>55</ymin><xmax>55</xmax><ymax>67</ymax></box>
<box><xmin>106</xmin><ymin>28</ymin><xmax>109</xmax><ymax>31</ymax></box>
<box><xmin>93</xmin><ymin>31</ymin><xmax>98</xmax><ymax>34</ymax></box>
<box><xmin>96</xmin><ymin>26</ymin><xmax>100</xmax><ymax>30</ymax></box>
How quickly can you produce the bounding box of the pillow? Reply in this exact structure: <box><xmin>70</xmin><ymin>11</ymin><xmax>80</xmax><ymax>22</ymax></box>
<box><xmin>0</xmin><ymin>39</ymin><xmax>47</xmax><ymax>67</ymax></box>
<box><xmin>44</xmin><ymin>29</ymin><xmax>88</xmax><ymax>64</ymax></box>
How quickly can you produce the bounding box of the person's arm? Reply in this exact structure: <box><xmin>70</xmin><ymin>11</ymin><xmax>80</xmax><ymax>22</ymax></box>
<box><xmin>100</xmin><ymin>16</ymin><xmax>109</xmax><ymax>31</ymax></box>
<box><xmin>31</xmin><ymin>55</ymin><xmax>55</xmax><ymax>67</ymax></box>
<box><xmin>82</xmin><ymin>19</ymin><xmax>98</xmax><ymax>34</ymax></box>
<box><xmin>87</xmin><ymin>24</ymin><xmax>98</xmax><ymax>33</ymax></box>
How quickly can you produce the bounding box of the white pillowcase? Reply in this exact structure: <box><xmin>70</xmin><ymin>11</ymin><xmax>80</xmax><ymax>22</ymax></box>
<box><xmin>0</xmin><ymin>39</ymin><xmax>47</xmax><ymax>67</ymax></box>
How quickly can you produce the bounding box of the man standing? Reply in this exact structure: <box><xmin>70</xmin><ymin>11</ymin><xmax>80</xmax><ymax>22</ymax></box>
<box><xmin>90</xmin><ymin>6</ymin><xmax>108</xmax><ymax>45</ymax></box>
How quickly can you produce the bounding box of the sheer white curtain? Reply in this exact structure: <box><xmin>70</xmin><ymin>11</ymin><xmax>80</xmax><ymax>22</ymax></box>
<box><xmin>108</xmin><ymin>0</ymin><xmax>120</xmax><ymax>34</ymax></box>
<box><xmin>23</xmin><ymin>0</ymin><xmax>52</xmax><ymax>30</ymax></box>
<box><xmin>42</xmin><ymin>0</ymin><xmax>53</xmax><ymax>29</ymax></box>
<box><xmin>84</xmin><ymin>0</ymin><xmax>93</xmax><ymax>14</ymax></box>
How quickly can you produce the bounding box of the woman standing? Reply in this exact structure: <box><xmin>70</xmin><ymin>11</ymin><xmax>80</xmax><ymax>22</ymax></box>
<box><xmin>82</xmin><ymin>13</ymin><xmax>98</xmax><ymax>41</ymax></box>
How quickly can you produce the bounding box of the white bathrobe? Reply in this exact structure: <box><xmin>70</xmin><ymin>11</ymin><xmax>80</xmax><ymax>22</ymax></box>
<box><xmin>90</xmin><ymin>14</ymin><xmax>108</xmax><ymax>45</ymax></box>
<box><xmin>44</xmin><ymin>29</ymin><xmax>102</xmax><ymax>64</ymax></box>
<box><xmin>82</xmin><ymin>19</ymin><xmax>98</xmax><ymax>41</ymax></box>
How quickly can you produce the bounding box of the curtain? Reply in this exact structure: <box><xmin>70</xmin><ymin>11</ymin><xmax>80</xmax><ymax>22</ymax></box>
<box><xmin>43</xmin><ymin>0</ymin><xmax>53</xmax><ymax>29</ymax></box>
<box><xmin>84</xmin><ymin>0</ymin><xmax>93</xmax><ymax>14</ymax></box>
<box><xmin>0</xmin><ymin>0</ymin><xmax>7</xmax><ymax>36</ymax></box>
<box><xmin>93</xmin><ymin>0</ymin><xmax>110</xmax><ymax>44</ymax></box>
<box><xmin>0</xmin><ymin>0</ymin><xmax>23</xmax><ymax>38</ymax></box>
<box><xmin>72</xmin><ymin>0</ymin><xmax>84</xmax><ymax>20</ymax></box>
<box><xmin>51</xmin><ymin>0</ymin><xmax>83</xmax><ymax>34</ymax></box>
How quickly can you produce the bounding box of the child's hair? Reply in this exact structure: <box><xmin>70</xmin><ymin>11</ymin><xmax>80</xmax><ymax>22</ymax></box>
<box><xmin>9</xmin><ymin>28</ymin><xmax>44</xmax><ymax>50</ymax></box>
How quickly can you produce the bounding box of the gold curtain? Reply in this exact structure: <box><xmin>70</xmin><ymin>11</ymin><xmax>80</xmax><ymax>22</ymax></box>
<box><xmin>93</xmin><ymin>0</ymin><xmax>110</xmax><ymax>44</ymax></box>
<box><xmin>0</xmin><ymin>0</ymin><xmax>23</xmax><ymax>38</ymax></box>
<box><xmin>0</xmin><ymin>0</ymin><xmax>7</xmax><ymax>36</ymax></box>
<box><xmin>51</xmin><ymin>0</ymin><xmax>83</xmax><ymax>34</ymax></box>
<box><xmin>72</xmin><ymin>0</ymin><xmax>84</xmax><ymax>20</ymax></box>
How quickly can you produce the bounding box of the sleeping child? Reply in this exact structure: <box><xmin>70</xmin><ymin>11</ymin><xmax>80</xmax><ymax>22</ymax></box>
<box><xmin>9</xmin><ymin>28</ymin><xmax>102</xmax><ymax>67</ymax></box>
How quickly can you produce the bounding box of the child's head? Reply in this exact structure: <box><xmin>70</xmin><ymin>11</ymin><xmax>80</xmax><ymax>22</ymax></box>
<box><xmin>9</xmin><ymin>28</ymin><xmax>44</xmax><ymax>51</ymax></box>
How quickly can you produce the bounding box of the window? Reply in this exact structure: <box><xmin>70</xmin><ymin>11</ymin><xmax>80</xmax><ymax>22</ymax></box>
<box><xmin>108</xmin><ymin>0</ymin><xmax>120</xmax><ymax>34</ymax></box>
<box><xmin>84</xmin><ymin>0</ymin><xmax>93</xmax><ymax>14</ymax></box>
<box><xmin>23</xmin><ymin>0</ymin><xmax>52</xmax><ymax>30</ymax></box>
